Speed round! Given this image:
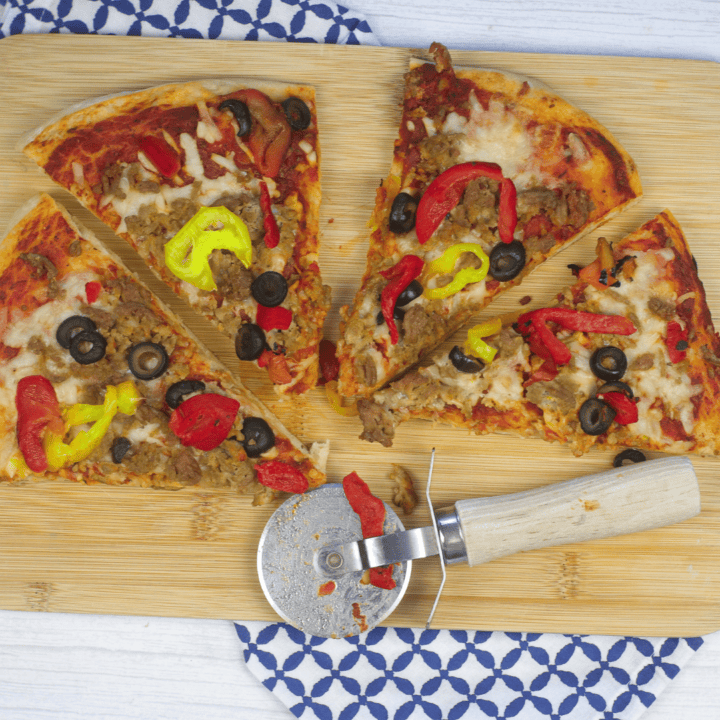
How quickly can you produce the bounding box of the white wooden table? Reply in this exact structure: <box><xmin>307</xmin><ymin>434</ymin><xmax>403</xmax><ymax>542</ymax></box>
<box><xmin>1</xmin><ymin>1</ymin><xmax>719</xmax><ymax>718</ymax></box>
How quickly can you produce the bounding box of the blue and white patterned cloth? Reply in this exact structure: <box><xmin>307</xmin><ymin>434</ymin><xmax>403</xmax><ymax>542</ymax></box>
<box><xmin>0</xmin><ymin>0</ymin><xmax>378</xmax><ymax>43</ymax></box>
<box><xmin>0</xmin><ymin>1</ymin><xmax>705</xmax><ymax>718</ymax></box>
<box><xmin>235</xmin><ymin>622</ymin><xmax>703</xmax><ymax>720</ymax></box>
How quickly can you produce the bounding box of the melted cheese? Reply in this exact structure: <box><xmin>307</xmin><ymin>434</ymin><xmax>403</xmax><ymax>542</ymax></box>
<box><xmin>451</xmin><ymin>94</ymin><xmax>542</xmax><ymax>189</ymax></box>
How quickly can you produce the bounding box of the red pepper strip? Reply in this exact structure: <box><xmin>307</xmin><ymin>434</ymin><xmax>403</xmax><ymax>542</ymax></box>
<box><xmin>380</xmin><ymin>255</ymin><xmax>425</xmax><ymax>345</ymax></box>
<box><xmin>498</xmin><ymin>177</ymin><xmax>518</xmax><ymax>244</ymax></box>
<box><xmin>517</xmin><ymin>307</ymin><xmax>637</xmax><ymax>366</ymax></box>
<box><xmin>85</xmin><ymin>281</ymin><xmax>102</xmax><ymax>304</ymax></box>
<box><xmin>368</xmin><ymin>565</ymin><xmax>396</xmax><ymax>590</ymax></box>
<box><xmin>15</xmin><ymin>375</ymin><xmax>65</xmax><ymax>473</ymax></box>
<box><xmin>318</xmin><ymin>339</ymin><xmax>339</xmax><ymax>385</ymax></box>
<box><xmin>256</xmin><ymin>305</ymin><xmax>293</xmax><ymax>332</ymax></box>
<box><xmin>596</xmin><ymin>391</ymin><xmax>639</xmax><ymax>425</ymax></box>
<box><xmin>139</xmin><ymin>136</ymin><xmax>181</xmax><ymax>178</ymax></box>
<box><xmin>257</xmin><ymin>349</ymin><xmax>293</xmax><ymax>385</ymax></box>
<box><xmin>523</xmin><ymin>357</ymin><xmax>559</xmax><ymax>388</ymax></box>
<box><xmin>234</xmin><ymin>89</ymin><xmax>291</xmax><ymax>178</ymax></box>
<box><xmin>168</xmin><ymin>393</ymin><xmax>240</xmax><ymax>451</ymax></box>
<box><xmin>415</xmin><ymin>162</ymin><xmax>504</xmax><ymax>244</ymax></box>
<box><xmin>666</xmin><ymin>321</ymin><xmax>689</xmax><ymax>363</ymax></box>
<box><xmin>259</xmin><ymin>181</ymin><xmax>280</xmax><ymax>249</ymax></box>
<box><xmin>255</xmin><ymin>460</ymin><xmax>309</xmax><ymax>494</ymax></box>
<box><xmin>342</xmin><ymin>471</ymin><xmax>385</xmax><ymax>538</ymax></box>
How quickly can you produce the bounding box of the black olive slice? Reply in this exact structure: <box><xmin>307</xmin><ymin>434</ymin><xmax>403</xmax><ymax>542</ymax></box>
<box><xmin>449</xmin><ymin>345</ymin><xmax>484</xmax><ymax>373</ymax></box>
<box><xmin>251</xmin><ymin>271</ymin><xmax>288</xmax><ymax>308</ymax></box>
<box><xmin>57</xmin><ymin>315</ymin><xmax>97</xmax><ymax>349</ymax></box>
<box><xmin>590</xmin><ymin>346</ymin><xmax>627</xmax><ymax>382</ymax></box>
<box><xmin>388</xmin><ymin>192</ymin><xmax>418</xmax><ymax>235</ymax></box>
<box><xmin>578</xmin><ymin>397</ymin><xmax>616</xmax><ymax>436</ymax></box>
<box><xmin>376</xmin><ymin>307</ymin><xmax>406</xmax><ymax>325</ymax></box>
<box><xmin>69</xmin><ymin>330</ymin><xmax>107</xmax><ymax>365</ymax></box>
<box><xmin>127</xmin><ymin>342</ymin><xmax>169</xmax><ymax>380</ymax></box>
<box><xmin>242</xmin><ymin>416</ymin><xmax>276</xmax><ymax>458</ymax></box>
<box><xmin>281</xmin><ymin>97</ymin><xmax>312</xmax><ymax>131</ymax></box>
<box><xmin>489</xmin><ymin>240</ymin><xmax>526</xmax><ymax>282</ymax></box>
<box><xmin>613</xmin><ymin>448</ymin><xmax>647</xmax><ymax>468</ymax></box>
<box><xmin>395</xmin><ymin>279</ymin><xmax>423</xmax><ymax>307</ymax></box>
<box><xmin>111</xmin><ymin>436</ymin><xmax>132</xmax><ymax>464</ymax></box>
<box><xmin>165</xmin><ymin>379</ymin><xmax>206</xmax><ymax>409</ymax></box>
<box><xmin>236</xmin><ymin>323</ymin><xmax>268</xmax><ymax>361</ymax></box>
<box><xmin>597</xmin><ymin>381</ymin><xmax>634</xmax><ymax>399</ymax></box>
<box><xmin>218</xmin><ymin>99</ymin><xmax>252</xmax><ymax>137</ymax></box>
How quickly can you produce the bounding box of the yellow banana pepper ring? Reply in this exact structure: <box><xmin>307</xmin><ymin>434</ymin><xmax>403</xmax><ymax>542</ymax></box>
<box><xmin>465</xmin><ymin>317</ymin><xmax>502</xmax><ymax>364</ymax></box>
<box><xmin>45</xmin><ymin>382</ymin><xmax>144</xmax><ymax>471</ymax></box>
<box><xmin>325</xmin><ymin>381</ymin><xmax>359</xmax><ymax>417</ymax></box>
<box><xmin>164</xmin><ymin>206</ymin><xmax>252</xmax><ymax>292</ymax></box>
<box><xmin>423</xmin><ymin>243</ymin><xmax>490</xmax><ymax>300</ymax></box>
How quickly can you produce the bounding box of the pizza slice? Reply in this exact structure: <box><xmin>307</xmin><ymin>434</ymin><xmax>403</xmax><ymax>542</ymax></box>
<box><xmin>0</xmin><ymin>194</ymin><xmax>327</xmax><ymax>499</ymax></box>
<box><xmin>21</xmin><ymin>78</ymin><xmax>330</xmax><ymax>396</ymax></box>
<box><xmin>357</xmin><ymin>211</ymin><xmax>720</xmax><ymax>458</ymax></box>
<box><xmin>337</xmin><ymin>43</ymin><xmax>642</xmax><ymax>398</ymax></box>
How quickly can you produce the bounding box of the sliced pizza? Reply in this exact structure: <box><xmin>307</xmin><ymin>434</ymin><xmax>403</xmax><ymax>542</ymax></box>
<box><xmin>0</xmin><ymin>194</ymin><xmax>327</xmax><ymax>498</ymax></box>
<box><xmin>357</xmin><ymin>211</ymin><xmax>720</xmax><ymax>457</ymax></box>
<box><xmin>337</xmin><ymin>42</ymin><xmax>642</xmax><ymax>398</ymax></box>
<box><xmin>21</xmin><ymin>78</ymin><xmax>330</xmax><ymax>395</ymax></box>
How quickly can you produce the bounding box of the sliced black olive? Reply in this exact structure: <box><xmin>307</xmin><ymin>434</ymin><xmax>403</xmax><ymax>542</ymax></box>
<box><xmin>395</xmin><ymin>279</ymin><xmax>423</xmax><ymax>307</ymax></box>
<box><xmin>489</xmin><ymin>240</ymin><xmax>526</xmax><ymax>282</ymax></box>
<box><xmin>449</xmin><ymin>345</ymin><xmax>484</xmax><ymax>373</ymax></box>
<box><xmin>590</xmin><ymin>346</ymin><xmax>627</xmax><ymax>382</ymax></box>
<box><xmin>111</xmin><ymin>437</ymin><xmax>132</xmax><ymax>464</ymax></box>
<box><xmin>376</xmin><ymin>307</ymin><xmax>405</xmax><ymax>325</ymax></box>
<box><xmin>597</xmin><ymin>381</ymin><xmax>633</xmax><ymax>399</ymax></box>
<box><xmin>613</xmin><ymin>448</ymin><xmax>647</xmax><ymax>468</ymax></box>
<box><xmin>57</xmin><ymin>315</ymin><xmax>97</xmax><ymax>349</ymax></box>
<box><xmin>69</xmin><ymin>330</ymin><xmax>107</xmax><ymax>365</ymax></box>
<box><xmin>236</xmin><ymin>323</ymin><xmax>268</xmax><ymax>361</ymax></box>
<box><xmin>165</xmin><ymin>379</ymin><xmax>206</xmax><ymax>409</ymax></box>
<box><xmin>281</xmin><ymin>97</ymin><xmax>311</xmax><ymax>131</ymax></box>
<box><xmin>218</xmin><ymin>99</ymin><xmax>252</xmax><ymax>137</ymax></box>
<box><xmin>578</xmin><ymin>397</ymin><xmax>616</xmax><ymax>436</ymax></box>
<box><xmin>242</xmin><ymin>416</ymin><xmax>276</xmax><ymax>458</ymax></box>
<box><xmin>251</xmin><ymin>271</ymin><xmax>288</xmax><ymax>308</ymax></box>
<box><xmin>127</xmin><ymin>342</ymin><xmax>169</xmax><ymax>380</ymax></box>
<box><xmin>388</xmin><ymin>192</ymin><xmax>418</xmax><ymax>235</ymax></box>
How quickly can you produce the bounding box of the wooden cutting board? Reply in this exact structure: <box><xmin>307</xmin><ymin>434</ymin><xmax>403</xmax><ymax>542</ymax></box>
<box><xmin>1</xmin><ymin>35</ymin><xmax>719</xmax><ymax>636</ymax></box>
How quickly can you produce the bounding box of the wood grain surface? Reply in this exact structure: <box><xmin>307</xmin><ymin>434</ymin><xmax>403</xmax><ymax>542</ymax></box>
<box><xmin>0</xmin><ymin>34</ymin><xmax>719</xmax><ymax>636</ymax></box>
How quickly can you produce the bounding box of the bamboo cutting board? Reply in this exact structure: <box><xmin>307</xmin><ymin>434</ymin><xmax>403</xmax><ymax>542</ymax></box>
<box><xmin>1</xmin><ymin>35</ymin><xmax>719</xmax><ymax>636</ymax></box>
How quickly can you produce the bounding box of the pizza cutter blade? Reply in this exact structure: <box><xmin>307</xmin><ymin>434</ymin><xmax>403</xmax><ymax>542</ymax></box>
<box><xmin>257</xmin><ymin>456</ymin><xmax>700</xmax><ymax>638</ymax></box>
<box><xmin>256</xmin><ymin>483</ymin><xmax>411</xmax><ymax>638</ymax></box>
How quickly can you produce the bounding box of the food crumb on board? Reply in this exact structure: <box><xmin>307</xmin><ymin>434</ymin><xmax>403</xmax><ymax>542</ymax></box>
<box><xmin>389</xmin><ymin>463</ymin><xmax>418</xmax><ymax>515</ymax></box>
<box><xmin>519</xmin><ymin>295</ymin><xmax>532</xmax><ymax>305</ymax></box>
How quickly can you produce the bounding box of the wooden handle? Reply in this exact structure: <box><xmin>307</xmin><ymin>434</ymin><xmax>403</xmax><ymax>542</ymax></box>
<box><xmin>455</xmin><ymin>457</ymin><xmax>700</xmax><ymax>567</ymax></box>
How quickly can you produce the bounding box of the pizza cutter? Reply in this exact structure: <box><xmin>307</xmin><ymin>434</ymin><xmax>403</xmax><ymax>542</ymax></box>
<box><xmin>257</xmin><ymin>454</ymin><xmax>700</xmax><ymax>638</ymax></box>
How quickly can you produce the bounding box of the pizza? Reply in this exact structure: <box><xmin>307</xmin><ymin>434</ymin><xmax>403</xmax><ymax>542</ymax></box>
<box><xmin>0</xmin><ymin>194</ymin><xmax>328</xmax><ymax>499</ymax></box>
<box><xmin>336</xmin><ymin>42</ymin><xmax>642</xmax><ymax>399</ymax></box>
<box><xmin>21</xmin><ymin>78</ymin><xmax>330</xmax><ymax>396</ymax></box>
<box><xmin>356</xmin><ymin>211</ymin><xmax>720</xmax><ymax>457</ymax></box>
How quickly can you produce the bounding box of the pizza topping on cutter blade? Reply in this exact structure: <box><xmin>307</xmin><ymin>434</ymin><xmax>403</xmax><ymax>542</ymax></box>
<box><xmin>0</xmin><ymin>195</ymin><xmax>326</xmax><ymax>496</ymax></box>
<box><xmin>337</xmin><ymin>43</ymin><xmax>642</xmax><ymax>399</ymax></box>
<box><xmin>358</xmin><ymin>212</ymin><xmax>720</xmax><ymax>458</ymax></box>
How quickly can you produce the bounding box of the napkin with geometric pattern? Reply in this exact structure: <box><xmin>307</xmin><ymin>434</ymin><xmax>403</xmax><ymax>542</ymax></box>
<box><xmin>235</xmin><ymin>622</ymin><xmax>703</xmax><ymax>720</ymax></box>
<box><xmin>0</xmin><ymin>1</ymin><xmax>707</xmax><ymax>718</ymax></box>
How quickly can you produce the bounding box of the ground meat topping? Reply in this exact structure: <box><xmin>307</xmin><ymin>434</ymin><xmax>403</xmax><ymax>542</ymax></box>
<box><xmin>402</xmin><ymin>304</ymin><xmax>439</xmax><ymax>346</ymax></box>
<box><xmin>357</xmin><ymin>398</ymin><xmax>396</xmax><ymax>447</ymax></box>
<box><xmin>525</xmin><ymin>376</ymin><xmax>579</xmax><ymax>415</ymax></box>
<box><xmin>208</xmin><ymin>249</ymin><xmax>253</xmax><ymax>301</ymax></box>
<box><xmin>648</xmin><ymin>296</ymin><xmax>677</xmax><ymax>321</ymax></box>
